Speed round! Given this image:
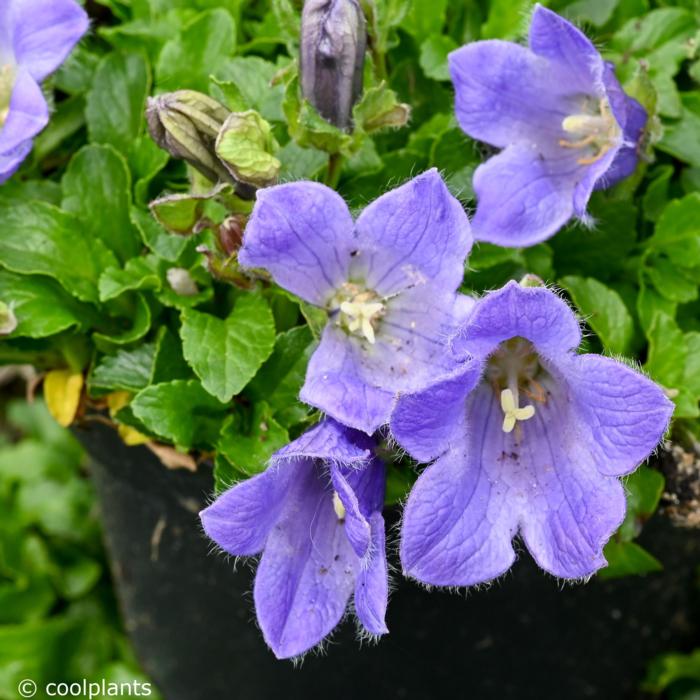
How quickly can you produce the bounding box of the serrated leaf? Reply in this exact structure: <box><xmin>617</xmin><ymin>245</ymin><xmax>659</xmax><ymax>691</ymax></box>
<box><xmin>90</xmin><ymin>342</ymin><xmax>157</xmax><ymax>395</ymax></box>
<box><xmin>647</xmin><ymin>256</ymin><xmax>699</xmax><ymax>303</ymax></box>
<box><xmin>180</xmin><ymin>294</ymin><xmax>275</xmax><ymax>402</ymax></box>
<box><xmin>0</xmin><ymin>202</ymin><xmax>117</xmax><ymax>304</ymax></box>
<box><xmin>130</xmin><ymin>379</ymin><xmax>227</xmax><ymax>450</ymax></box>
<box><xmin>130</xmin><ymin>207</ymin><xmax>189</xmax><ymax>262</ymax></box>
<box><xmin>560</xmin><ymin>276</ymin><xmax>633</xmax><ymax>355</ymax></box>
<box><xmin>419</xmin><ymin>35</ymin><xmax>458</xmax><ymax>81</ymax></box>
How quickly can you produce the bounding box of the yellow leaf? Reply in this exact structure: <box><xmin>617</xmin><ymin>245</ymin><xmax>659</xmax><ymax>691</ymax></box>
<box><xmin>44</xmin><ymin>369</ymin><xmax>84</xmax><ymax>427</ymax></box>
<box><xmin>106</xmin><ymin>391</ymin><xmax>150</xmax><ymax>446</ymax></box>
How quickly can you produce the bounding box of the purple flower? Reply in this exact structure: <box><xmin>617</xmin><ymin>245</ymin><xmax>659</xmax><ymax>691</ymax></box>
<box><xmin>391</xmin><ymin>281</ymin><xmax>673</xmax><ymax>585</ymax></box>
<box><xmin>200</xmin><ymin>418</ymin><xmax>388</xmax><ymax>659</ymax></box>
<box><xmin>448</xmin><ymin>5</ymin><xmax>647</xmax><ymax>247</ymax></box>
<box><xmin>238</xmin><ymin>169</ymin><xmax>473</xmax><ymax>434</ymax></box>
<box><xmin>0</xmin><ymin>0</ymin><xmax>88</xmax><ymax>182</ymax></box>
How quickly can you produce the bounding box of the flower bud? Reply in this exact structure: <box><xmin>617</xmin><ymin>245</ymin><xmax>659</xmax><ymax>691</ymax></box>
<box><xmin>0</xmin><ymin>301</ymin><xmax>17</xmax><ymax>336</ymax></box>
<box><xmin>166</xmin><ymin>267</ymin><xmax>199</xmax><ymax>297</ymax></box>
<box><xmin>300</xmin><ymin>0</ymin><xmax>367</xmax><ymax>130</ymax></box>
<box><xmin>146</xmin><ymin>90</ymin><xmax>253</xmax><ymax>198</ymax></box>
<box><xmin>215</xmin><ymin>111</ymin><xmax>280</xmax><ymax>188</ymax></box>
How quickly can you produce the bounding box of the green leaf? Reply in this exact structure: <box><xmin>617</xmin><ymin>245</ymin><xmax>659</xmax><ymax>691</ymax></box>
<box><xmin>647</xmin><ymin>193</ymin><xmax>700</xmax><ymax>268</ymax></box>
<box><xmin>32</xmin><ymin>95</ymin><xmax>86</xmax><ymax>162</ymax></box>
<box><xmin>642</xmin><ymin>166</ymin><xmax>673</xmax><ymax>223</ymax></box>
<box><xmin>353</xmin><ymin>83</ymin><xmax>410</xmax><ymax>133</ymax></box>
<box><xmin>559</xmin><ymin>276</ymin><xmax>634</xmax><ymax>355</ymax></box>
<box><xmin>151</xmin><ymin>326</ymin><xmax>192</xmax><ymax>384</ymax></box>
<box><xmin>130</xmin><ymin>207</ymin><xmax>189</xmax><ymax>262</ymax></box>
<box><xmin>482</xmin><ymin>0</ymin><xmax>532</xmax><ymax>39</ymax></box>
<box><xmin>86</xmin><ymin>52</ymin><xmax>149</xmax><ymax>154</ymax></box>
<box><xmin>214</xmin><ymin>56</ymin><xmax>286</xmax><ymax>122</ymax></box>
<box><xmin>618</xmin><ymin>466</ymin><xmax>665</xmax><ymax>541</ymax></box>
<box><xmin>217</xmin><ymin>403</ymin><xmax>288</xmax><ymax>475</ymax></box>
<box><xmin>180</xmin><ymin>294</ymin><xmax>275</xmax><ymax>402</ymax></box>
<box><xmin>644</xmin><ymin>649</ymin><xmax>700</xmax><ymax>692</ymax></box>
<box><xmin>419</xmin><ymin>35</ymin><xmax>458</xmax><ymax>81</ymax></box>
<box><xmin>277</xmin><ymin>141</ymin><xmax>326</xmax><ymax>181</ymax></box>
<box><xmin>90</xmin><ymin>342</ymin><xmax>157</xmax><ymax>394</ymax></box>
<box><xmin>648</xmin><ymin>257</ymin><xmax>699</xmax><ymax>303</ymax></box>
<box><xmin>93</xmin><ymin>293</ymin><xmax>152</xmax><ymax>347</ymax></box>
<box><xmin>156</xmin><ymin>9</ymin><xmax>235</xmax><ymax>92</ymax></box>
<box><xmin>247</xmin><ymin>325</ymin><xmax>315</xmax><ymax>423</ymax></box>
<box><xmin>128</xmin><ymin>136</ymin><xmax>170</xmax><ymax>206</ymax></box>
<box><xmin>400</xmin><ymin>0</ymin><xmax>447</xmax><ymax>39</ymax></box>
<box><xmin>599</xmin><ymin>540</ymin><xmax>662</xmax><ymax>579</ymax></box>
<box><xmin>0</xmin><ymin>271</ymin><xmax>93</xmax><ymax>339</ymax></box>
<box><xmin>658</xmin><ymin>92</ymin><xmax>700</xmax><ymax>166</ymax></box>
<box><xmin>61</xmin><ymin>144</ymin><xmax>142</xmax><ymax>263</ymax></box>
<box><xmin>0</xmin><ymin>202</ymin><xmax>117</xmax><ymax>304</ymax></box>
<box><xmin>130</xmin><ymin>379</ymin><xmax>227</xmax><ymax>449</ymax></box>
<box><xmin>98</xmin><ymin>257</ymin><xmax>162</xmax><ymax>302</ymax></box>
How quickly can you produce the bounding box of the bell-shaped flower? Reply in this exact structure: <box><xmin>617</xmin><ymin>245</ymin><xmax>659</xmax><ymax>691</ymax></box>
<box><xmin>391</xmin><ymin>281</ymin><xmax>673</xmax><ymax>586</ymax></box>
<box><xmin>238</xmin><ymin>169</ymin><xmax>473</xmax><ymax>434</ymax></box>
<box><xmin>448</xmin><ymin>5</ymin><xmax>647</xmax><ymax>247</ymax></box>
<box><xmin>0</xmin><ymin>0</ymin><xmax>88</xmax><ymax>182</ymax></box>
<box><xmin>200</xmin><ymin>418</ymin><xmax>388</xmax><ymax>660</ymax></box>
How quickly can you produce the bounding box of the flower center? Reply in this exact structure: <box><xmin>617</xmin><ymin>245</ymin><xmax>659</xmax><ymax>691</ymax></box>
<box><xmin>0</xmin><ymin>64</ymin><xmax>15</xmax><ymax>129</ymax></box>
<box><xmin>332</xmin><ymin>491</ymin><xmax>346</xmax><ymax>521</ymax></box>
<box><xmin>559</xmin><ymin>97</ymin><xmax>621</xmax><ymax>166</ymax></box>
<box><xmin>486</xmin><ymin>337</ymin><xmax>546</xmax><ymax>434</ymax></box>
<box><xmin>332</xmin><ymin>283</ymin><xmax>385</xmax><ymax>345</ymax></box>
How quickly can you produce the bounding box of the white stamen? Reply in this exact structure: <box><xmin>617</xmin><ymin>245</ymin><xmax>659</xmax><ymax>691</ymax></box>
<box><xmin>500</xmin><ymin>388</ymin><xmax>535</xmax><ymax>434</ymax></box>
<box><xmin>559</xmin><ymin>98</ymin><xmax>621</xmax><ymax>166</ymax></box>
<box><xmin>332</xmin><ymin>491</ymin><xmax>346</xmax><ymax>521</ymax></box>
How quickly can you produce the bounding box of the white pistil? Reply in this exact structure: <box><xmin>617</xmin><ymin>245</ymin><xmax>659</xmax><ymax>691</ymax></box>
<box><xmin>500</xmin><ymin>388</ymin><xmax>535</xmax><ymax>434</ymax></box>
<box><xmin>340</xmin><ymin>300</ymin><xmax>384</xmax><ymax>344</ymax></box>
<box><xmin>332</xmin><ymin>491</ymin><xmax>346</xmax><ymax>521</ymax></box>
<box><xmin>558</xmin><ymin>98</ymin><xmax>620</xmax><ymax>166</ymax></box>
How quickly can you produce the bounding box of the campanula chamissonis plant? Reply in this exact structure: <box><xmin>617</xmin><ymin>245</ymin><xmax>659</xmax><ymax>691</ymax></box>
<box><xmin>201</xmin><ymin>418</ymin><xmax>388</xmax><ymax>659</ymax></box>
<box><xmin>0</xmin><ymin>0</ymin><xmax>87</xmax><ymax>182</ymax></box>
<box><xmin>237</xmin><ymin>168</ymin><xmax>473</xmax><ymax>434</ymax></box>
<box><xmin>449</xmin><ymin>4</ymin><xmax>647</xmax><ymax>247</ymax></box>
<box><xmin>391</xmin><ymin>281</ymin><xmax>673</xmax><ymax>586</ymax></box>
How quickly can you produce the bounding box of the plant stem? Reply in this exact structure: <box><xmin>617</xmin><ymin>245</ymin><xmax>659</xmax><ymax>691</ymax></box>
<box><xmin>325</xmin><ymin>152</ymin><xmax>344</xmax><ymax>188</ymax></box>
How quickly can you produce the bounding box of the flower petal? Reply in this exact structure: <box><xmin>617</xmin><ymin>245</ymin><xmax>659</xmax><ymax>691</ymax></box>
<box><xmin>515</xmin><ymin>384</ymin><xmax>627</xmax><ymax>578</ymax></box>
<box><xmin>565</xmin><ymin>354</ymin><xmax>673</xmax><ymax>477</ymax></box>
<box><xmin>0</xmin><ymin>67</ymin><xmax>47</xmax><ymax>154</ymax></box>
<box><xmin>238</xmin><ymin>181</ymin><xmax>356</xmax><ymax>306</ymax></box>
<box><xmin>330</xmin><ymin>464</ymin><xmax>371</xmax><ymax>559</ymax></box>
<box><xmin>390</xmin><ymin>359</ymin><xmax>481</xmax><ymax>463</ymax></box>
<box><xmin>353</xmin><ymin>169</ymin><xmax>472</xmax><ymax>295</ymax></box>
<box><xmin>596</xmin><ymin>65</ymin><xmax>647</xmax><ymax>190</ymax></box>
<box><xmin>364</xmin><ymin>285</ymin><xmax>468</xmax><ymax>392</ymax></box>
<box><xmin>272</xmin><ymin>416</ymin><xmax>373</xmax><ymax>466</ymax></box>
<box><xmin>354</xmin><ymin>512</ymin><xmax>389</xmax><ymax>635</ymax></box>
<box><xmin>300</xmin><ymin>325</ymin><xmax>394</xmax><ymax>434</ymax></box>
<box><xmin>7</xmin><ymin>0</ymin><xmax>89</xmax><ymax>82</ymax></box>
<box><xmin>528</xmin><ymin>5</ymin><xmax>604</xmax><ymax>94</ymax></box>
<box><xmin>448</xmin><ymin>40</ymin><xmax>570</xmax><ymax>149</ymax></box>
<box><xmin>199</xmin><ymin>461</ymin><xmax>294</xmax><ymax>556</ymax></box>
<box><xmin>471</xmin><ymin>143</ymin><xmax>580</xmax><ymax>247</ymax></box>
<box><xmin>254</xmin><ymin>463</ymin><xmax>357</xmax><ymax>659</ymax></box>
<box><xmin>0</xmin><ymin>137</ymin><xmax>32</xmax><ymax>183</ymax></box>
<box><xmin>400</xmin><ymin>440</ymin><xmax>518</xmax><ymax>587</ymax></box>
<box><xmin>451</xmin><ymin>281</ymin><xmax>581</xmax><ymax>361</ymax></box>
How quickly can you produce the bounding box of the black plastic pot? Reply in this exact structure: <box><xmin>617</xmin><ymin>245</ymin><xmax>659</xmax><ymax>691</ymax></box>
<box><xmin>76</xmin><ymin>422</ymin><xmax>700</xmax><ymax>700</ymax></box>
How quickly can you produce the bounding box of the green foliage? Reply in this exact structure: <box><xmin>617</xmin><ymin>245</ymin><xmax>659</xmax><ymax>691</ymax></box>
<box><xmin>0</xmin><ymin>400</ymin><xmax>157</xmax><ymax>698</ymax></box>
<box><xmin>1</xmin><ymin>0</ymin><xmax>699</xmax><ymax>592</ymax></box>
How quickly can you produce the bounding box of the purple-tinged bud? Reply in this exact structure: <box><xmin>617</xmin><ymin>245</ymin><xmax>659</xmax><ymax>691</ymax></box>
<box><xmin>146</xmin><ymin>91</ymin><xmax>244</xmax><ymax>189</ymax></box>
<box><xmin>300</xmin><ymin>0</ymin><xmax>367</xmax><ymax>130</ymax></box>
<box><xmin>217</xmin><ymin>215</ymin><xmax>246</xmax><ymax>256</ymax></box>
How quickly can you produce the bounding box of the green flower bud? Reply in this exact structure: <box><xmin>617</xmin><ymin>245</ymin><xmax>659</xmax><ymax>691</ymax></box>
<box><xmin>215</xmin><ymin>111</ymin><xmax>281</xmax><ymax>188</ymax></box>
<box><xmin>146</xmin><ymin>90</ymin><xmax>255</xmax><ymax>198</ymax></box>
<box><xmin>300</xmin><ymin>0</ymin><xmax>367</xmax><ymax>130</ymax></box>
